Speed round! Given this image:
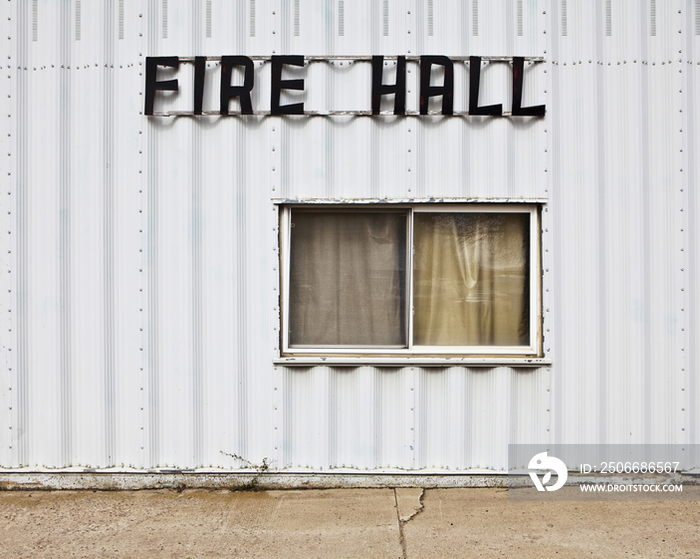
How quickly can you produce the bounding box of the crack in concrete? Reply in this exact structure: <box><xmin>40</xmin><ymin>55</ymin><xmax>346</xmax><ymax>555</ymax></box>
<box><xmin>402</xmin><ymin>488</ymin><xmax>425</xmax><ymax>523</ymax></box>
<box><xmin>393</xmin><ymin>488</ymin><xmax>408</xmax><ymax>559</ymax></box>
<box><xmin>394</xmin><ymin>488</ymin><xmax>426</xmax><ymax>558</ymax></box>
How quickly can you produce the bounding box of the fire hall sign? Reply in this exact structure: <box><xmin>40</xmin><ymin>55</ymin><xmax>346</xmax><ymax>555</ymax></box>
<box><xmin>145</xmin><ymin>55</ymin><xmax>545</xmax><ymax>117</ymax></box>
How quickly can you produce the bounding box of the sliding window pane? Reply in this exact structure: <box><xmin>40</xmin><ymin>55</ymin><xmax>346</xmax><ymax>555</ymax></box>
<box><xmin>289</xmin><ymin>211</ymin><xmax>407</xmax><ymax>347</ymax></box>
<box><xmin>413</xmin><ymin>212</ymin><xmax>530</xmax><ymax>346</ymax></box>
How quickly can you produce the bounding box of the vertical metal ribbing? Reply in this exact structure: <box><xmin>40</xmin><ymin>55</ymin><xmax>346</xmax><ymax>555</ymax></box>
<box><xmin>673</xmin><ymin>14</ymin><xmax>683</xmax><ymax>448</ymax></box>
<box><xmin>236</xmin><ymin>121</ymin><xmax>248</xmax><ymax>468</ymax></box>
<box><xmin>460</xmin><ymin>2</ymin><xmax>469</xmax><ymax>69</ymax></box>
<box><xmin>206</xmin><ymin>0</ymin><xmax>212</xmax><ymax>39</ymax></box>
<box><xmin>548</xmin><ymin>0</ymin><xmax>561</xmax><ymax>446</ymax></box>
<box><xmin>60</xmin><ymin>0</ymin><xmax>74</xmax><ymax>468</ymax></box>
<box><xmin>650</xmin><ymin>0</ymin><xmax>656</xmax><ymax>37</ymax></box>
<box><xmin>16</xmin><ymin>0</ymin><xmax>28</xmax><ymax>469</ymax></box>
<box><xmin>294</xmin><ymin>0</ymin><xmax>300</xmax><ymax>37</ymax></box>
<box><xmin>147</xmin><ymin>142</ymin><xmax>159</xmax><ymax>466</ymax></box>
<box><xmin>596</xmin><ymin>0</ymin><xmax>608</xmax><ymax>445</ymax></box>
<box><xmin>373</xmin><ymin>369</ymin><xmax>381</xmax><ymax>468</ymax></box>
<box><xmin>639</xmin><ymin>0</ymin><xmax>652</xmax><ymax>450</ymax></box>
<box><xmin>103</xmin><ymin>0</ymin><xmax>116</xmax><ymax>468</ymax></box>
<box><xmin>561</xmin><ymin>0</ymin><xmax>567</xmax><ymax>37</ymax></box>
<box><xmin>338</xmin><ymin>0</ymin><xmax>344</xmax><ymax>37</ymax></box>
<box><xmin>415</xmin><ymin>370</ymin><xmax>426</xmax><ymax>469</ymax></box>
<box><xmin>325</xmin><ymin>0</ymin><xmax>334</xmax><ymax>199</ymax></box>
<box><xmin>517</xmin><ymin>0</ymin><xmax>523</xmax><ymax>37</ymax></box>
<box><xmin>370</xmin><ymin>0</ymin><xmax>380</xmax><ymax>199</ymax></box>
<box><xmin>31</xmin><ymin>0</ymin><xmax>37</xmax><ymax>42</ymax></box>
<box><xmin>505</xmin><ymin>1</ymin><xmax>515</xmax><ymax>196</ymax></box>
<box><xmin>75</xmin><ymin>0</ymin><xmax>81</xmax><ymax>41</ymax></box>
<box><xmin>472</xmin><ymin>0</ymin><xmax>478</xmax><ymax>37</ymax></box>
<box><xmin>161</xmin><ymin>0</ymin><xmax>168</xmax><ymax>39</ymax></box>
<box><xmin>192</xmin><ymin>0</ymin><xmax>203</xmax><ymax>470</ymax></box>
<box><xmin>382</xmin><ymin>0</ymin><xmax>388</xmax><ymax>37</ymax></box>
<box><xmin>147</xmin><ymin>0</ymin><xmax>160</xmax><ymax>469</ymax></box>
<box><xmin>427</xmin><ymin>0</ymin><xmax>433</xmax><ymax>37</ymax></box>
<box><xmin>236</xmin><ymin>0</ymin><xmax>248</xmax><ymax>455</ymax></box>
<box><xmin>606</xmin><ymin>0</ymin><xmax>612</xmax><ymax>37</ymax></box>
<box><xmin>460</xmin><ymin>2</ymin><xmax>471</xmax><ymax>234</ymax></box>
<box><xmin>686</xmin><ymin>4</ymin><xmax>697</xmax><ymax>448</ymax></box>
<box><xmin>118</xmin><ymin>0</ymin><xmax>124</xmax><ymax>40</ymax></box>
<box><xmin>328</xmin><ymin>368</ymin><xmax>337</xmax><ymax>468</ymax></box>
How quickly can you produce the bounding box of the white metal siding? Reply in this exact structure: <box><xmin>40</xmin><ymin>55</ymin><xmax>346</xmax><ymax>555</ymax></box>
<box><xmin>0</xmin><ymin>0</ymin><xmax>697</xmax><ymax>472</ymax></box>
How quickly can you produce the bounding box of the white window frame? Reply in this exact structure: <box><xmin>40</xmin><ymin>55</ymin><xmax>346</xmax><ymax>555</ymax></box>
<box><xmin>278</xmin><ymin>202</ymin><xmax>543</xmax><ymax>363</ymax></box>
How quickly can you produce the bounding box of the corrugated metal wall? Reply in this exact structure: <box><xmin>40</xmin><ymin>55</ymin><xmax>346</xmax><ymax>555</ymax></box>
<box><xmin>0</xmin><ymin>0</ymin><xmax>697</xmax><ymax>472</ymax></box>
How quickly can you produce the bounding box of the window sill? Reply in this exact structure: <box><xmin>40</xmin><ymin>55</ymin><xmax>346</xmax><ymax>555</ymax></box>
<box><xmin>274</xmin><ymin>356</ymin><xmax>552</xmax><ymax>368</ymax></box>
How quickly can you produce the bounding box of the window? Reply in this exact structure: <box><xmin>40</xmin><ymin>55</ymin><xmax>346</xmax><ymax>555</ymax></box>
<box><xmin>279</xmin><ymin>204</ymin><xmax>541</xmax><ymax>359</ymax></box>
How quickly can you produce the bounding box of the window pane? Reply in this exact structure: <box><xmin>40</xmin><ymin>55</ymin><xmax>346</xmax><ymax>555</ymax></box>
<box><xmin>413</xmin><ymin>212</ymin><xmax>530</xmax><ymax>346</ymax></box>
<box><xmin>289</xmin><ymin>211</ymin><xmax>407</xmax><ymax>347</ymax></box>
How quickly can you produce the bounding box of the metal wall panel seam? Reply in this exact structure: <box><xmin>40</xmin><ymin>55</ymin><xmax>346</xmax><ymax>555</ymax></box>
<box><xmin>685</xmin><ymin>0</ymin><xmax>698</xmax><ymax>453</ymax></box>
<box><xmin>670</xmin><ymin>0</ymin><xmax>697</xmax><ymax>444</ymax></box>
<box><xmin>0</xmin><ymin>0</ymin><xmax>7</xmax><ymax>467</ymax></box>
<box><xmin>272</xmin><ymin>362</ymin><xmax>279</xmax><ymax>470</ymax></box>
<box><xmin>1</xmin><ymin>0</ymin><xmax>17</xmax><ymax>469</ymax></box>
<box><xmin>14</xmin><ymin>0</ymin><xmax>26</xmax><ymax>470</ymax></box>
<box><xmin>138</xmin><ymin>0</ymin><xmax>147</xmax><ymax>471</ymax></box>
<box><xmin>540</xmin><ymin>0</ymin><xmax>554</xmax><ymax>445</ymax></box>
<box><xmin>667</xmin><ymin>1</ymin><xmax>680</xmax><ymax>436</ymax></box>
<box><xmin>408</xmin><ymin>366</ymin><xmax>416</xmax><ymax>469</ymax></box>
<box><xmin>415</xmin><ymin>367</ymin><xmax>427</xmax><ymax>470</ymax></box>
<box><xmin>113</xmin><ymin>0</ymin><xmax>140</xmax><ymax>469</ymax></box>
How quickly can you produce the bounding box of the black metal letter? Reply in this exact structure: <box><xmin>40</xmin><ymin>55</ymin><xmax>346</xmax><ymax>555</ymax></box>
<box><xmin>194</xmin><ymin>56</ymin><xmax>206</xmax><ymax>115</ymax></box>
<box><xmin>512</xmin><ymin>57</ymin><xmax>546</xmax><ymax>117</ymax></box>
<box><xmin>419</xmin><ymin>56</ymin><xmax>454</xmax><ymax>115</ymax></box>
<box><xmin>371</xmin><ymin>56</ymin><xmax>406</xmax><ymax>115</ymax></box>
<box><xmin>144</xmin><ymin>56</ymin><xmax>179</xmax><ymax>115</ymax></box>
<box><xmin>271</xmin><ymin>55</ymin><xmax>305</xmax><ymax>115</ymax></box>
<box><xmin>468</xmin><ymin>56</ymin><xmax>502</xmax><ymax>116</ymax></box>
<box><xmin>220</xmin><ymin>56</ymin><xmax>255</xmax><ymax>115</ymax></box>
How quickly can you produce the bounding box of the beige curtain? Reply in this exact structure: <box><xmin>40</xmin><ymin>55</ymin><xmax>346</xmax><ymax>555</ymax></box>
<box><xmin>289</xmin><ymin>211</ymin><xmax>407</xmax><ymax>347</ymax></box>
<box><xmin>413</xmin><ymin>212</ymin><xmax>530</xmax><ymax>347</ymax></box>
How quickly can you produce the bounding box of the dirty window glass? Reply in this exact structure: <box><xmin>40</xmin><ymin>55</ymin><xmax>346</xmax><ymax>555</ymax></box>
<box><xmin>413</xmin><ymin>212</ymin><xmax>530</xmax><ymax>346</ymax></box>
<box><xmin>288</xmin><ymin>211</ymin><xmax>408</xmax><ymax>347</ymax></box>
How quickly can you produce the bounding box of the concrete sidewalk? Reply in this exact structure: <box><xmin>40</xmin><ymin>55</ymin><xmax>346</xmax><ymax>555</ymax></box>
<box><xmin>1</xmin><ymin>488</ymin><xmax>698</xmax><ymax>558</ymax></box>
